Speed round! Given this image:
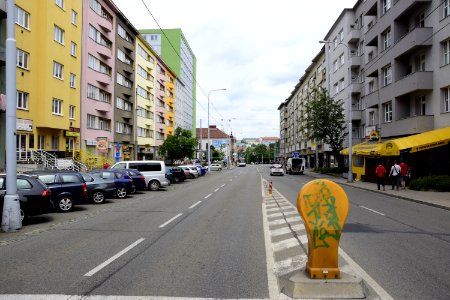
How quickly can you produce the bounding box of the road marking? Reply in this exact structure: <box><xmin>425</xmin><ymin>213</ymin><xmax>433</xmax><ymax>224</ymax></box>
<box><xmin>189</xmin><ymin>201</ymin><xmax>202</xmax><ymax>209</ymax></box>
<box><xmin>220</xmin><ymin>184</ymin><xmax>225</xmax><ymax>188</ymax></box>
<box><xmin>360</xmin><ymin>205</ymin><xmax>385</xmax><ymax>216</ymax></box>
<box><xmin>204</xmin><ymin>193</ymin><xmax>212</xmax><ymax>199</ymax></box>
<box><xmin>229</xmin><ymin>179</ymin><xmax>233</xmax><ymax>181</ymax></box>
<box><xmin>214</xmin><ymin>188</ymin><xmax>220</xmax><ymax>192</ymax></box>
<box><xmin>158</xmin><ymin>213</ymin><xmax>183</xmax><ymax>228</ymax></box>
<box><xmin>84</xmin><ymin>238</ymin><xmax>145</xmax><ymax>277</ymax></box>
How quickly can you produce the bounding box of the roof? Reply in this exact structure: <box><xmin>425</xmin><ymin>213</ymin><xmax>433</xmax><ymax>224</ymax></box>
<box><xmin>196</xmin><ymin>126</ymin><xmax>229</xmax><ymax>139</ymax></box>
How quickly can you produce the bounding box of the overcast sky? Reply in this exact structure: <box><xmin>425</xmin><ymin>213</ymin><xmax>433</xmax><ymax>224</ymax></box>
<box><xmin>113</xmin><ymin>0</ymin><xmax>357</xmax><ymax>140</ymax></box>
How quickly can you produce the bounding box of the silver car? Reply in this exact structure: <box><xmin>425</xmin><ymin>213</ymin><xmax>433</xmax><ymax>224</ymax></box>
<box><xmin>110</xmin><ymin>160</ymin><xmax>170</xmax><ymax>191</ymax></box>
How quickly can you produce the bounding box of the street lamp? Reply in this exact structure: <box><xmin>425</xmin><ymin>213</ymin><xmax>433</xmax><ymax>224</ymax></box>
<box><xmin>207</xmin><ymin>88</ymin><xmax>226</xmax><ymax>173</ymax></box>
<box><xmin>319</xmin><ymin>40</ymin><xmax>353</xmax><ymax>182</ymax></box>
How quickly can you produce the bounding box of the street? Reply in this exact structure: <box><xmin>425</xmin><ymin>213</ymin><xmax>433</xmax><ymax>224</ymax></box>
<box><xmin>0</xmin><ymin>165</ymin><xmax>449</xmax><ymax>299</ymax></box>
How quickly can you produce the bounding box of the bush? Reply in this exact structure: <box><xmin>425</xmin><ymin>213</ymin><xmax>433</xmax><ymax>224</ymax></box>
<box><xmin>315</xmin><ymin>167</ymin><xmax>348</xmax><ymax>174</ymax></box>
<box><xmin>409</xmin><ymin>175</ymin><xmax>450</xmax><ymax>192</ymax></box>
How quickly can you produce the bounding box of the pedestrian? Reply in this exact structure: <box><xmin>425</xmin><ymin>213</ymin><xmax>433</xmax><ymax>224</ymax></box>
<box><xmin>399</xmin><ymin>161</ymin><xmax>408</xmax><ymax>189</ymax></box>
<box><xmin>389</xmin><ymin>160</ymin><xmax>401</xmax><ymax>190</ymax></box>
<box><xmin>375</xmin><ymin>163</ymin><xmax>386</xmax><ymax>191</ymax></box>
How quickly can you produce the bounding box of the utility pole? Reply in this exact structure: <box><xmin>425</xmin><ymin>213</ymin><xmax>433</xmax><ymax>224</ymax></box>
<box><xmin>2</xmin><ymin>0</ymin><xmax>21</xmax><ymax>232</ymax></box>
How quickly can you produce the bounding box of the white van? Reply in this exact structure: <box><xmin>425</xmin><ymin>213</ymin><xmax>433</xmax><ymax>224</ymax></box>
<box><xmin>110</xmin><ymin>160</ymin><xmax>170</xmax><ymax>191</ymax></box>
<box><xmin>286</xmin><ymin>157</ymin><xmax>306</xmax><ymax>175</ymax></box>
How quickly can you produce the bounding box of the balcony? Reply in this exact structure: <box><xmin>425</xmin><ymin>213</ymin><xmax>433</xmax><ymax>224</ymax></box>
<box><xmin>394</xmin><ymin>71</ymin><xmax>433</xmax><ymax>97</ymax></box>
<box><xmin>349</xmin><ymin>55</ymin><xmax>362</xmax><ymax>67</ymax></box>
<box><xmin>394</xmin><ymin>27</ymin><xmax>432</xmax><ymax>58</ymax></box>
<box><xmin>348</xmin><ymin>28</ymin><xmax>361</xmax><ymax>43</ymax></box>
<box><xmin>351</xmin><ymin>110</ymin><xmax>362</xmax><ymax>121</ymax></box>
<box><xmin>365</xmin><ymin>91</ymin><xmax>379</xmax><ymax>108</ymax></box>
<box><xmin>381</xmin><ymin>114</ymin><xmax>433</xmax><ymax>137</ymax></box>
<box><xmin>392</xmin><ymin>0</ymin><xmax>432</xmax><ymax>21</ymax></box>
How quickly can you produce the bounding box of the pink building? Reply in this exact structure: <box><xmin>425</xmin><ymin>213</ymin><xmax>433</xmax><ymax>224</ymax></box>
<box><xmin>80</xmin><ymin>0</ymin><xmax>116</xmax><ymax>158</ymax></box>
<box><xmin>155</xmin><ymin>63</ymin><xmax>167</xmax><ymax>147</ymax></box>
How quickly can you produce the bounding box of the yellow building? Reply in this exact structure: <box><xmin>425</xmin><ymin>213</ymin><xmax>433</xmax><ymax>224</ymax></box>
<box><xmin>15</xmin><ymin>0</ymin><xmax>82</xmax><ymax>160</ymax></box>
<box><xmin>165</xmin><ymin>70</ymin><xmax>175</xmax><ymax>136</ymax></box>
<box><xmin>135</xmin><ymin>35</ymin><xmax>156</xmax><ymax>159</ymax></box>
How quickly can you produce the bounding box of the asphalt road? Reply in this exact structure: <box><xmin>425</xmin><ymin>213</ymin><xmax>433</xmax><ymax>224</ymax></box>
<box><xmin>0</xmin><ymin>167</ymin><xmax>268</xmax><ymax>298</ymax></box>
<box><xmin>258</xmin><ymin>165</ymin><xmax>450</xmax><ymax>300</ymax></box>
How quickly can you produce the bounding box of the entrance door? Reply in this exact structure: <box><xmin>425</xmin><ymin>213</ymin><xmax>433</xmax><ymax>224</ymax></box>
<box><xmin>16</xmin><ymin>134</ymin><xmax>28</xmax><ymax>161</ymax></box>
<box><xmin>66</xmin><ymin>138</ymin><xmax>74</xmax><ymax>158</ymax></box>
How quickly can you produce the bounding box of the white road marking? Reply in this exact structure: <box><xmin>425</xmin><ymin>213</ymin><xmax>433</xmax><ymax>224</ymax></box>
<box><xmin>360</xmin><ymin>205</ymin><xmax>385</xmax><ymax>216</ymax></box>
<box><xmin>204</xmin><ymin>193</ymin><xmax>212</xmax><ymax>199</ymax></box>
<box><xmin>189</xmin><ymin>201</ymin><xmax>202</xmax><ymax>209</ymax></box>
<box><xmin>229</xmin><ymin>179</ymin><xmax>233</xmax><ymax>181</ymax></box>
<box><xmin>214</xmin><ymin>188</ymin><xmax>220</xmax><ymax>192</ymax></box>
<box><xmin>0</xmin><ymin>296</ymin><xmax>268</xmax><ymax>300</ymax></box>
<box><xmin>84</xmin><ymin>238</ymin><xmax>145</xmax><ymax>277</ymax></box>
<box><xmin>158</xmin><ymin>213</ymin><xmax>183</xmax><ymax>228</ymax></box>
<box><xmin>220</xmin><ymin>184</ymin><xmax>225</xmax><ymax>188</ymax></box>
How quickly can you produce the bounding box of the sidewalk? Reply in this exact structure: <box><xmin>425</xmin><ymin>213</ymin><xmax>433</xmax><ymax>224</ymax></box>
<box><xmin>304</xmin><ymin>169</ymin><xmax>450</xmax><ymax>211</ymax></box>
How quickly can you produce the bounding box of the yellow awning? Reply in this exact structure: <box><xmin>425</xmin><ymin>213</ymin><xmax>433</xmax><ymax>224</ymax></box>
<box><xmin>341</xmin><ymin>127</ymin><xmax>450</xmax><ymax>156</ymax></box>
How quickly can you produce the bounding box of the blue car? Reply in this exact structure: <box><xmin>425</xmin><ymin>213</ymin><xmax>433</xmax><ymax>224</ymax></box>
<box><xmin>112</xmin><ymin>168</ymin><xmax>146</xmax><ymax>192</ymax></box>
<box><xmin>90</xmin><ymin>170</ymin><xmax>134</xmax><ymax>199</ymax></box>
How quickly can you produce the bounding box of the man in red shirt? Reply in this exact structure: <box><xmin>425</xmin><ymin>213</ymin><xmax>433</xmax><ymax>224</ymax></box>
<box><xmin>399</xmin><ymin>161</ymin><xmax>408</xmax><ymax>189</ymax></box>
<box><xmin>375</xmin><ymin>163</ymin><xmax>386</xmax><ymax>191</ymax></box>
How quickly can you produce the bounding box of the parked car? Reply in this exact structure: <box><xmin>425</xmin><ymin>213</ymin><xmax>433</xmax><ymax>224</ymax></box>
<box><xmin>112</xmin><ymin>168</ymin><xmax>146</xmax><ymax>192</ymax></box>
<box><xmin>210</xmin><ymin>163</ymin><xmax>222</xmax><ymax>171</ymax></box>
<box><xmin>178</xmin><ymin>165</ymin><xmax>199</xmax><ymax>179</ymax></box>
<box><xmin>238</xmin><ymin>162</ymin><xmax>246</xmax><ymax>167</ymax></box>
<box><xmin>166</xmin><ymin>167</ymin><xmax>186</xmax><ymax>183</ymax></box>
<box><xmin>195</xmin><ymin>165</ymin><xmax>207</xmax><ymax>176</ymax></box>
<box><xmin>25</xmin><ymin>171</ymin><xmax>88</xmax><ymax>212</ymax></box>
<box><xmin>110</xmin><ymin>160</ymin><xmax>170</xmax><ymax>191</ymax></box>
<box><xmin>89</xmin><ymin>170</ymin><xmax>134</xmax><ymax>199</ymax></box>
<box><xmin>270</xmin><ymin>164</ymin><xmax>285</xmax><ymax>176</ymax></box>
<box><xmin>80</xmin><ymin>173</ymin><xmax>117</xmax><ymax>204</ymax></box>
<box><xmin>0</xmin><ymin>174</ymin><xmax>53</xmax><ymax>222</ymax></box>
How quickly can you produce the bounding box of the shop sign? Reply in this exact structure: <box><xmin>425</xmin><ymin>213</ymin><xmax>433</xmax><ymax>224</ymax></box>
<box><xmin>97</xmin><ymin>137</ymin><xmax>108</xmax><ymax>153</ymax></box>
<box><xmin>86</xmin><ymin>139</ymin><xmax>97</xmax><ymax>146</ymax></box>
<box><xmin>368</xmin><ymin>130</ymin><xmax>380</xmax><ymax>141</ymax></box>
<box><xmin>16</xmin><ymin>118</ymin><xmax>33</xmax><ymax>132</ymax></box>
<box><xmin>66</xmin><ymin>131</ymin><xmax>80</xmax><ymax>137</ymax></box>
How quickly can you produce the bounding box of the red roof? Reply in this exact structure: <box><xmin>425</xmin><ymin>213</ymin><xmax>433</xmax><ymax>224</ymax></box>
<box><xmin>196</xmin><ymin>126</ymin><xmax>229</xmax><ymax>139</ymax></box>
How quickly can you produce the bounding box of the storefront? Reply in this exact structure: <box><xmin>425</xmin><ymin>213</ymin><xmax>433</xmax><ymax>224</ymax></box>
<box><xmin>341</xmin><ymin>127</ymin><xmax>450</xmax><ymax>182</ymax></box>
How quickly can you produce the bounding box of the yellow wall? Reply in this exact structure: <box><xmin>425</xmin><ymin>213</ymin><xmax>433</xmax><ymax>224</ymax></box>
<box><xmin>165</xmin><ymin>70</ymin><xmax>175</xmax><ymax>135</ymax></box>
<box><xmin>15</xmin><ymin>0</ymin><xmax>82</xmax><ymax>152</ymax></box>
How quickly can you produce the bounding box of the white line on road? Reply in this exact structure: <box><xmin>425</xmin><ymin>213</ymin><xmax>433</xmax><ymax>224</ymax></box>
<box><xmin>189</xmin><ymin>201</ymin><xmax>202</xmax><ymax>209</ymax></box>
<box><xmin>158</xmin><ymin>213</ymin><xmax>183</xmax><ymax>228</ymax></box>
<box><xmin>204</xmin><ymin>193</ymin><xmax>212</xmax><ymax>199</ymax></box>
<box><xmin>220</xmin><ymin>184</ymin><xmax>225</xmax><ymax>188</ymax></box>
<box><xmin>84</xmin><ymin>238</ymin><xmax>145</xmax><ymax>277</ymax></box>
<box><xmin>214</xmin><ymin>188</ymin><xmax>220</xmax><ymax>192</ymax></box>
<box><xmin>360</xmin><ymin>205</ymin><xmax>385</xmax><ymax>216</ymax></box>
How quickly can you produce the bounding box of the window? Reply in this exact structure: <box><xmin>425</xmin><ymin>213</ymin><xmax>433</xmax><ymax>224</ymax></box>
<box><xmin>71</xmin><ymin>10</ymin><xmax>77</xmax><ymax>25</ymax></box>
<box><xmin>333</xmin><ymin>83</ymin><xmax>339</xmax><ymax>95</ymax></box>
<box><xmin>382</xmin><ymin>65</ymin><xmax>392</xmax><ymax>86</ymax></box>
<box><xmin>117</xmin><ymin>73</ymin><xmax>132</xmax><ymax>88</ymax></box>
<box><xmin>444</xmin><ymin>87</ymin><xmax>450</xmax><ymax>112</ymax></box>
<box><xmin>70</xmin><ymin>42</ymin><xmax>77</xmax><ymax>57</ymax></box>
<box><xmin>415</xmin><ymin>55</ymin><xmax>425</xmax><ymax>71</ymax></box>
<box><xmin>70</xmin><ymin>73</ymin><xmax>76</xmax><ymax>88</ymax></box>
<box><xmin>16</xmin><ymin>91</ymin><xmax>29</xmax><ymax>110</ymax></box>
<box><xmin>15</xmin><ymin>6</ymin><xmax>30</xmax><ymax>29</ymax></box>
<box><xmin>137</xmin><ymin>86</ymin><xmax>149</xmax><ymax>99</ymax></box>
<box><xmin>444</xmin><ymin>0</ymin><xmax>450</xmax><ymax>18</ymax></box>
<box><xmin>338</xmin><ymin>78</ymin><xmax>345</xmax><ymax>91</ymax></box>
<box><xmin>415</xmin><ymin>12</ymin><xmax>425</xmax><ymax>28</ymax></box>
<box><xmin>16</xmin><ymin>49</ymin><xmax>29</xmax><ymax>69</ymax></box>
<box><xmin>54</xmin><ymin>25</ymin><xmax>65</xmax><ymax>44</ymax></box>
<box><xmin>51</xmin><ymin>136</ymin><xmax>59</xmax><ymax>150</ymax></box>
<box><xmin>98</xmin><ymin>118</ymin><xmax>110</xmax><ymax>130</ymax></box>
<box><xmin>415</xmin><ymin>96</ymin><xmax>426</xmax><ymax>116</ymax></box>
<box><xmin>382</xmin><ymin>0</ymin><xmax>391</xmax><ymax>14</ymax></box>
<box><xmin>88</xmin><ymin>25</ymin><xmax>112</xmax><ymax>49</ymax></box>
<box><xmin>156</xmin><ymin>132</ymin><xmax>164</xmax><ymax>140</ymax></box>
<box><xmin>117</xmin><ymin>49</ymin><xmax>131</xmax><ymax>65</ymax></box>
<box><xmin>383</xmin><ymin>102</ymin><xmax>392</xmax><ymax>122</ymax></box>
<box><xmin>137</xmin><ymin>66</ymin><xmax>149</xmax><ymax>80</ymax></box>
<box><xmin>138</xmin><ymin>45</ymin><xmax>150</xmax><ymax>61</ymax></box>
<box><xmin>339</xmin><ymin>53</ymin><xmax>345</xmax><ymax>66</ymax></box>
<box><xmin>333</xmin><ymin>36</ymin><xmax>338</xmax><ymax>49</ymax></box>
<box><xmin>115</xmin><ymin>122</ymin><xmax>124</xmax><ymax>133</ymax></box>
<box><xmin>443</xmin><ymin>40</ymin><xmax>450</xmax><ymax>65</ymax></box>
<box><xmin>17</xmin><ymin>179</ymin><xmax>32</xmax><ymax>190</ymax></box>
<box><xmin>89</xmin><ymin>0</ymin><xmax>113</xmax><ymax>22</ymax></box>
<box><xmin>118</xmin><ymin>24</ymin><xmax>132</xmax><ymax>43</ymax></box>
<box><xmin>87</xmin><ymin>84</ymin><xmax>111</xmax><ymax>103</ymax></box>
<box><xmin>369</xmin><ymin>80</ymin><xmax>375</xmax><ymax>93</ymax></box>
<box><xmin>53</xmin><ymin>61</ymin><xmax>63</xmax><ymax>79</ymax></box>
<box><xmin>116</xmin><ymin>97</ymin><xmax>132</xmax><ymax>111</ymax></box>
<box><xmin>69</xmin><ymin>105</ymin><xmax>75</xmax><ymax>119</ymax></box>
<box><xmin>52</xmin><ymin>98</ymin><xmax>63</xmax><ymax>115</ymax></box>
<box><xmin>88</xmin><ymin>54</ymin><xmax>111</xmax><ymax>75</ymax></box>
<box><xmin>369</xmin><ymin>111</ymin><xmax>375</xmax><ymax>125</ymax></box>
<box><xmin>333</xmin><ymin>60</ymin><xmax>339</xmax><ymax>71</ymax></box>
<box><xmin>382</xmin><ymin>28</ymin><xmax>391</xmax><ymax>50</ymax></box>
<box><xmin>55</xmin><ymin>0</ymin><xmax>64</xmax><ymax>9</ymax></box>
<box><xmin>87</xmin><ymin>114</ymin><xmax>96</xmax><ymax>128</ymax></box>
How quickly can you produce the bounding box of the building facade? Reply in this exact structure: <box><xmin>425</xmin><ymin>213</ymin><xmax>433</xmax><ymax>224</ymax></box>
<box><xmin>140</xmin><ymin>29</ymin><xmax>197</xmax><ymax>136</ymax></box>
<box><xmin>0</xmin><ymin>0</ymin><xmax>6</xmax><ymax>171</ymax></box>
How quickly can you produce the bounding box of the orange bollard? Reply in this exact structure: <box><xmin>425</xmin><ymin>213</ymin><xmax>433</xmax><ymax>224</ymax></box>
<box><xmin>297</xmin><ymin>179</ymin><xmax>349</xmax><ymax>279</ymax></box>
<box><xmin>268</xmin><ymin>181</ymin><xmax>273</xmax><ymax>196</ymax></box>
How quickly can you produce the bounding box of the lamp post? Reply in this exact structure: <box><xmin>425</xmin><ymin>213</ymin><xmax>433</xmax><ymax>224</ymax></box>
<box><xmin>207</xmin><ymin>88</ymin><xmax>226</xmax><ymax>173</ymax></box>
<box><xmin>319</xmin><ymin>40</ymin><xmax>353</xmax><ymax>182</ymax></box>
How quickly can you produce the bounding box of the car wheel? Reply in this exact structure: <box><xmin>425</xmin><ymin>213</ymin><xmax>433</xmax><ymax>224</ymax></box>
<box><xmin>116</xmin><ymin>187</ymin><xmax>127</xmax><ymax>199</ymax></box>
<box><xmin>149</xmin><ymin>180</ymin><xmax>160</xmax><ymax>191</ymax></box>
<box><xmin>174</xmin><ymin>177</ymin><xmax>180</xmax><ymax>183</ymax></box>
<box><xmin>57</xmin><ymin>196</ymin><xmax>73</xmax><ymax>212</ymax></box>
<box><xmin>20</xmin><ymin>208</ymin><xmax>28</xmax><ymax>223</ymax></box>
<box><xmin>92</xmin><ymin>190</ymin><xmax>105</xmax><ymax>204</ymax></box>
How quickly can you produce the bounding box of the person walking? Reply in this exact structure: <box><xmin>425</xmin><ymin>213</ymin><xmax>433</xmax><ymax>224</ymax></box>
<box><xmin>375</xmin><ymin>163</ymin><xmax>386</xmax><ymax>191</ymax></box>
<box><xmin>399</xmin><ymin>161</ymin><xmax>408</xmax><ymax>189</ymax></box>
<box><xmin>389</xmin><ymin>160</ymin><xmax>401</xmax><ymax>190</ymax></box>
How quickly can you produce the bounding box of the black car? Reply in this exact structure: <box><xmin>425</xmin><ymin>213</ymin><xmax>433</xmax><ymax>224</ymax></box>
<box><xmin>80</xmin><ymin>173</ymin><xmax>117</xmax><ymax>204</ymax></box>
<box><xmin>0</xmin><ymin>174</ymin><xmax>53</xmax><ymax>222</ymax></box>
<box><xmin>25</xmin><ymin>171</ymin><xmax>88</xmax><ymax>212</ymax></box>
<box><xmin>112</xmin><ymin>169</ymin><xmax>146</xmax><ymax>192</ymax></box>
<box><xmin>89</xmin><ymin>170</ymin><xmax>134</xmax><ymax>199</ymax></box>
<box><xmin>166</xmin><ymin>167</ymin><xmax>186</xmax><ymax>183</ymax></box>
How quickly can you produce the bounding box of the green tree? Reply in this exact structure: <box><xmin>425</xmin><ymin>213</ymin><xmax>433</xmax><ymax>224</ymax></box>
<box><xmin>158</xmin><ymin>127</ymin><xmax>197</xmax><ymax>164</ymax></box>
<box><xmin>305</xmin><ymin>87</ymin><xmax>347</xmax><ymax>166</ymax></box>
